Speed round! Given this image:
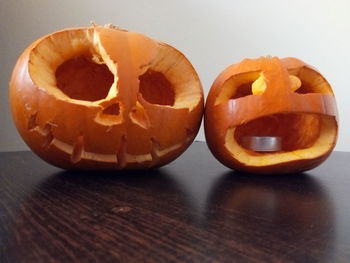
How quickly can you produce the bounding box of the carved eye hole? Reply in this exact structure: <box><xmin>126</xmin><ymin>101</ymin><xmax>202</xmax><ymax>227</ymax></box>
<box><xmin>231</xmin><ymin>81</ymin><xmax>254</xmax><ymax>99</ymax></box>
<box><xmin>288</xmin><ymin>68</ymin><xmax>332</xmax><ymax>94</ymax></box>
<box><xmin>230</xmin><ymin>72</ymin><xmax>262</xmax><ymax>99</ymax></box>
<box><xmin>55</xmin><ymin>54</ymin><xmax>114</xmax><ymax>102</ymax></box>
<box><xmin>137</xmin><ymin>44</ymin><xmax>202</xmax><ymax>110</ymax></box>
<box><xmin>289</xmin><ymin>75</ymin><xmax>302</xmax><ymax>92</ymax></box>
<box><xmin>215</xmin><ymin>67</ymin><xmax>332</xmax><ymax>106</ymax></box>
<box><xmin>215</xmin><ymin>72</ymin><xmax>260</xmax><ymax>104</ymax></box>
<box><xmin>216</xmin><ymin>68</ymin><xmax>329</xmax><ymax>106</ymax></box>
<box><xmin>138</xmin><ymin>69</ymin><xmax>175</xmax><ymax>106</ymax></box>
<box><xmin>251</xmin><ymin>73</ymin><xmax>302</xmax><ymax>95</ymax></box>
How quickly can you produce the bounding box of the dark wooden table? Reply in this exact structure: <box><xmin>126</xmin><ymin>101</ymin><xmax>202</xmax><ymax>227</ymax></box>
<box><xmin>1</xmin><ymin>142</ymin><xmax>349</xmax><ymax>263</ymax></box>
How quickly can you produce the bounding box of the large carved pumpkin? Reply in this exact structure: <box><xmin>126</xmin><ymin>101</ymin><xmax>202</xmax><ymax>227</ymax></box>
<box><xmin>205</xmin><ymin>57</ymin><xmax>338</xmax><ymax>174</ymax></box>
<box><xmin>10</xmin><ymin>25</ymin><xmax>203</xmax><ymax>170</ymax></box>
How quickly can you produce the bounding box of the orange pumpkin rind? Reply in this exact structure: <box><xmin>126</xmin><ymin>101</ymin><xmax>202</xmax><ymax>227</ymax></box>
<box><xmin>205</xmin><ymin>56</ymin><xmax>338</xmax><ymax>174</ymax></box>
<box><xmin>10</xmin><ymin>25</ymin><xmax>204</xmax><ymax>170</ymax></box>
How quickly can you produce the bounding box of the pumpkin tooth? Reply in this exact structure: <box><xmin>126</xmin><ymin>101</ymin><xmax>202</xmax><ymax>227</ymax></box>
<box><xmin>27</xmin><ymin>112</ymin><xmax>38</xmax><ymax>130</ymax></box>
<box><xmin>71</xmin><ymin>134</ymin><xmax>84</xmax><ymax>163</ymax></box>
<box><xmin>10</xmin><ymin>25</ymin><xmax>203</xmax><ymax>170</ymax></box>
<box><xmin>150</xmin><ymin>137</ymin><xmax>160</xmax><ymax>165</ymax></box>
<box><xmin>42</xmin><ymin>123</ymin><xmax>54</xmax><ymax>150</ymax></box>
<box><xmin>116</xmin><ymin>135</ymin><xmax>127</xmax><ymax>169</ymax></box>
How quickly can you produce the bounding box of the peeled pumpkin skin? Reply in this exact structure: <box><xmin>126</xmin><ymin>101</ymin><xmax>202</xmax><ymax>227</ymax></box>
<box><xmin>9</xmin><ymin>25</ymin><xmax>204</xmax><ymax>170</ymax></box>
<box><xmin>204</xmin><ymin>57</ymin><xmax>338</xmax><ymax>174</ymax></box>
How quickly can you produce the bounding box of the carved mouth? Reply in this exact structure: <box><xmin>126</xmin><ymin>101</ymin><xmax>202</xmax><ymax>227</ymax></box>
<box><xmin>27</xmin><ymin>112</ymin><xmax>188</xmax><ymax>168</ymax></box>
<box><xmin>14</xmin><ymin>26</ymin><xmax>203</xmax><ymax>170</ymax></box>
<box><xmin>224</xmin><ymin>113</ymin><xmax>337</xmax><ymax>166</ymax></box>
<box><xmin>234</xmin><ymin>113</ymin><xmax>322</xmax><ymax>152</ymax></box>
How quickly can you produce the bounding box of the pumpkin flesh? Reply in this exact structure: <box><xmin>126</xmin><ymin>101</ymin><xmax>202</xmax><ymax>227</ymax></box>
<box><xmin>10</xmin><ymin>26</ymin><xmax>204</xmax><ymax>170</ymax></box>
<box><xmin>205</xmin><ymin>57</ymin><xmax>338</xmax><ymax>174</ymax></box>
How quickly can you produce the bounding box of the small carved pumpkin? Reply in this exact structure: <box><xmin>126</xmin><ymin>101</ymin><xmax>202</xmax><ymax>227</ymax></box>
<box><xmin>10</xmin><ymin>25</ymin><xmax>203</xmax><ymax>170</ymax></box>
<box><xmin>205</xmin><ymin>57</ymin><xmax>338</xmax><ymax>174</ymax></box>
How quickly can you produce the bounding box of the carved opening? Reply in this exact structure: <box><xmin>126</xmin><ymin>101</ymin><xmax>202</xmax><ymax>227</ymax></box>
<box><xmin>27</xmin><ymin>112</ymin><xmax>38</xmax><ymax>130</ymax></box>
<box><xmin>139</xmin><ymin>69</ymin><xmax>175</xmax><ymax>106</ymax></box>
<box><xmin>231</xmin><ymin>82</ymin><xmax>254</xmax><ymax>99</ymax></box>
<box><xmin>293</xmin><ymin>75</ymin><xmax>322</xmax><ymax>94</ymax></box>
<box><xmin>42</xmin><ymin>123</ymin><xmax>54</xmax><ymax>150</ymax></box>
<box><xmin>71</xmin><ymin>134</ymin><xmax>84</xmax><ymax>163</ymax></box>
<box><xmin>102</xmin><ymin>103</ymin><xmax>120</xmax><ymax>115</ymax></box>
<box><xmin>215</xmin><ymin>72</ymin><xmax>260</xmax><ymax>105</ymax></box>
<box><xmin>294</xmin><ymin>83</ymin><xmax>313</xmax><ymax>94</ymax></box>
<box><xmin>55</xmin><ymin>54</ymin><xmax>114</xmax><ymax>101</ymax></box>
<box><xmin>117</xmin><ymin>135</ymin><xmax>127</xmax><ymax>169</ymax></box>
<box><xmin>234</xmin><ymin>113</ymin><xmax>321</xmax><ymax>152</ymax></box>
<box><xmin>288</xmin><ymin>68</ymin><xmax>332</xmax><ymax>94</ymax></box>
<box><xmin>129</xmin><ymin>104</ymin><xmax>150</xmax><ymax>129</ymax></box>
<box><xmin>95</xmin><ymin>102</ymin><xmax>122</xmax><ymax>126</ymax></box>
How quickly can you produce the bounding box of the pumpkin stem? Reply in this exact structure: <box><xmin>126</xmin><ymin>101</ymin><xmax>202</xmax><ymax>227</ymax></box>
<box><xmin>103</xmin><ymin>23</ymin><xmax>128</xmax><ymax>32</ymax></box>
<box><xmin>90</xmin><ymin>21</ymin><xmax>97</xmax><ymax>27</ymax></box>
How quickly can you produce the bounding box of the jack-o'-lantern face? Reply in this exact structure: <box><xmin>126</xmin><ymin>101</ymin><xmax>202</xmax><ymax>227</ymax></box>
<box><xmin>205</xmin><ymin>57</ymin><xmax>338</xmax><ymax>174</ymax></box>
<box><xmin>10</xmin><ymin>25</ymin><xmax>203</xmax><ymax>170</ymax></box>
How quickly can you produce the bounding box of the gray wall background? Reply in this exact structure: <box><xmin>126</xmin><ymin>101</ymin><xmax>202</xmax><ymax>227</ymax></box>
<box><xmin>1</xmin><ymin>0</ymin><xmax>350</xmax><ymax>152</ymax></box>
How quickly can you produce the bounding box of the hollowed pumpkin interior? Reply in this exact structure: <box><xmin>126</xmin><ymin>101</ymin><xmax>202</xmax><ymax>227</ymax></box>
<box><xmin>215</xmin><ymin>69</ymin><xmax>333</xmax><ymax>106</ymax></box>
<box><xmin>28</xmin><ymin>29</ymin><xmax>118</xmax><ymax>105</ymax></box>
<box><xmin>28</xmin><ymin>28</ymin><xmax>202</xmax><ymax>110</ymax></box>
<box><xmin>55</xmin><ymin>54</ymin><xmax>114</xmax><ymax>101</ymax></box>
<box><xmin>225</xmin><ymin>114</ymin><xmax>337</xmax><ymax>166</ymax></box>
<box><xmin>219</xmin><ymin>68</ymin><xmax>337</xmax><ymax>165</ymax></box>
<box><xmin>139</xmin><ymin>69</ymin><xmax>175</xmax><ymax>106</ymax></box>
<box><xmin>234</xmin><ymin>113</ymin><xmax>321</xmax><ymax>152</ymax></box>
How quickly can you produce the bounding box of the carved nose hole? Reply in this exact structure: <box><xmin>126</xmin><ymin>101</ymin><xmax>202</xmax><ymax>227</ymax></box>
<box><xmin>94</xmin><ymin>103</ymin><xmax>122</xmax><ymax>126</ymax></box>
<box><xmin>71</xmin><ymin>134</ymin><xmax>84</xmax><ymax>163</ymax></box>
<box><xmin>102</xmin><ymin>103</ymin><xmax>120</xmax><ymax>115</ymax></box>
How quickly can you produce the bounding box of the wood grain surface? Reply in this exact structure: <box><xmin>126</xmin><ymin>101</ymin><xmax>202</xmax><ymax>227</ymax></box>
<box><xmin>0</xmin><ymin>142</ymin><xmax>350</xmax><ymax>262</ymax></box>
